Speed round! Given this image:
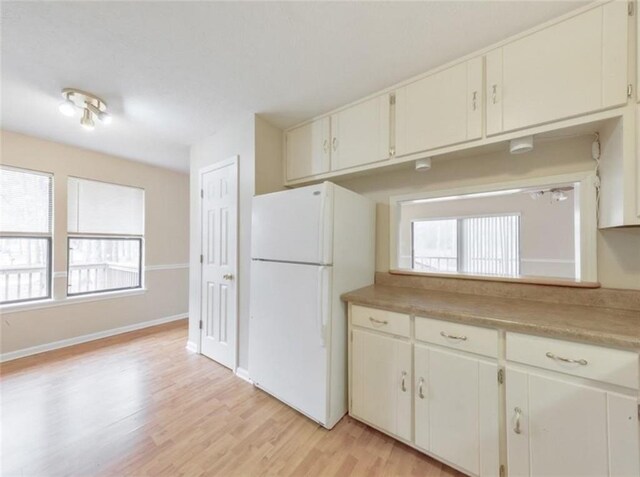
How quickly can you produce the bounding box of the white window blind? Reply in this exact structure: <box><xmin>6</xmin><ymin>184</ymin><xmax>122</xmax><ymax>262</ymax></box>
<box><xmin>0</xmin><ymin>166</ymin><xmax>52</xmax><ymax>234</ymax></box>
<box><xmin>461</xmin><ymin>215</ymin><xmax>520</xmax><ymax>276</ymax></box>
<box><xmin>67</xmin><ymin>177</ymin><xmax>144</xmax><ymax>235</ymax></box>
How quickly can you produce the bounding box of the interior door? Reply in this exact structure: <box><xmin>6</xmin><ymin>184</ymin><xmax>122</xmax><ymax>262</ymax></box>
<box><xmin>200</xmin><ymin>159</ymin><xmax>238</xmax><ymax>369</ymax></box>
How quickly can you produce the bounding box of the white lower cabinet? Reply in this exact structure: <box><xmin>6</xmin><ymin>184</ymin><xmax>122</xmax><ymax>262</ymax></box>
<box><xmin>348</xmin><ymin>305</ymin><xmax>640</xmax><ymax>477</ymax></box>
<box><xmin>351</xmin><ymin>328</ymin><xmax>412</xmax><ymax>441</ymax></box>
<box><xmin>415</xmin><ymin>344</ymin><xmax>499</xmax><ymax>476</ymax></box>
<box><xmin>505</xmin><ymin>332</ymin><xmax>640</xmax><ymax>477</ymax></box>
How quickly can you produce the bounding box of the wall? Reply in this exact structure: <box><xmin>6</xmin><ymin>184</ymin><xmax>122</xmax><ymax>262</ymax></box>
<box><xmin>189</xmin><ymin>114</ymin><xmax>282</xmax><ymax>371</ymax></box>
<box><xmin>336</xmin><ymin>135</ymin><xmax>640</xmax><ymax>290</ymax></box>
<box><xmin>0</xmin><ymin>130</ymin><xmax>190</xmax><ymax>356</ymax></box>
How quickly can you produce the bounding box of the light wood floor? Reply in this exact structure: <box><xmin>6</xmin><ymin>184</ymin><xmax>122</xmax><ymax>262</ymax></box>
<box><xmin>1</xmin><ymin>320</ymin><xmax>464</xmax><ymax>477</ymax></box>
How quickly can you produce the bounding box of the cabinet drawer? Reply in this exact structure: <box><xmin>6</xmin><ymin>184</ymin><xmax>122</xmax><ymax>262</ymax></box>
<box><xmin>507</xmin><ymin>333</ymin><xmax>639</xmax><ymax>389</ymax></box>
<box><xmin>351</xmin><ymin>305</ymin><xmax>410</xmax><ymax>338</ymax></box>
<box><xmin>415</xmin><ymin>317</ymin><xmax>498</xmax><ymax>358</ymax></box>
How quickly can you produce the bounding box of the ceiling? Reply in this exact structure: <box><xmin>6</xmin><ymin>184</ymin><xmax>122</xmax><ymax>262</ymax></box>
<box><xmin>1</xmin><ymin>1</ymin><xmax>587</xmax><ymax>172</ymax></box>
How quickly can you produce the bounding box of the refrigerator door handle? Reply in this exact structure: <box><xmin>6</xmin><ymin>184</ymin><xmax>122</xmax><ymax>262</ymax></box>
<box><xmin>316</xmin><ymin>266</ymin><xmax>330</xmax><ymax>348</ymax></box>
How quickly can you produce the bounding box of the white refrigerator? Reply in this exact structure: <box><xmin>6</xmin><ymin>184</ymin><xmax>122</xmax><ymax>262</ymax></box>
<box><xmin>249</xmin><ymin>181</ymin><xmax>375</xmax><ymax>429</ymax></box>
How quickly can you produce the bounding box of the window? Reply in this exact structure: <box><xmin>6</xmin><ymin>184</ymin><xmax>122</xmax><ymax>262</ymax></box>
<box><xmin>412</xmin><ymin>215</ymin><xmax>521</xmax><ymax>277</ymax></box>
<box><xmin>67</xmin><ymin>177</ymin><xmax>144</xmax><ymax>296</ymax></box>
<box><xmin>0</xmin><ymin>166</ymin><xmax>53</xmax><ymax>304</ymax></box>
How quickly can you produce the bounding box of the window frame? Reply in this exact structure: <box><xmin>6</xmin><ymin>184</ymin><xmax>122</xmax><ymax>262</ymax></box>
<box><xmin>0</xmin><ymin>165</ymin><xmax>54</xmax><ymax>306</ymax></box>
<box><xmin>66</xmin><ymin>235</ymin><xmax>143</xmax><ymax>297</ymax></box>
<box><xmin>389</xmin><ymin>172</ymin><xmax>598</xmax><ymax>285</ymax></box>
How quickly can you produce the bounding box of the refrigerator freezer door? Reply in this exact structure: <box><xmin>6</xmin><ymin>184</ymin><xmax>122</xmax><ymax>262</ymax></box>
<box><xmin>249</xmin><ymin>260</ymin><xmax>332</xmax><ymax>425</ymax></box>
<box><xmin>251</xmin><ymin>182</ymin><xmax>333</xmax><ymax>265</ymax></box>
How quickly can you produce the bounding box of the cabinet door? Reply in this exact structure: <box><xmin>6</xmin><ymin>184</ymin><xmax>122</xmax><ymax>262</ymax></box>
<box><xmin>285</xmin><ymin>117</ymin><xmax>331</xmax><ymax>181</ymax></box>
<box><xmin>506</xmin><ymin>367</ymin><xmax>640</xmax><ymax>477</ymax></box>
<box><xmin>351</xmin><ymin>328</ymin><xmax>411</xmax><ymax>440</ymax></box>
<box><xmin>487</xmin><ymin>2</ymin><xmax>628</xmax><ymax>135</ymax></box>
<box><xmin>396</xmin><ymin>57</ymin><xmax>483</xmax><ymax>156</ymax></box>
<box><xmin>331</xmin><ymin>94</ymin><xmax>391</xmax><ymax>171</ymax></box>
<box><xmin>415</xmin><ymin>345</ymin><xmax>499</xmax><ymax>476</ymax></box>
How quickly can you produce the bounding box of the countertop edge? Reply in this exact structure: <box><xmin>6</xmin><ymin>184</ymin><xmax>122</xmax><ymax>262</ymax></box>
<box><xmin>342</xmin><ymin>289</ymin><xmax>640</xmax><ymax>352</ymax></box>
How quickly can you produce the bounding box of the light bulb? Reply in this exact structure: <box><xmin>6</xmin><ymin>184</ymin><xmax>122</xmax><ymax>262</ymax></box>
<box><xmin>58</xmin><ymin>98</ymin><xmax>76</xmax><ymax>117</ymax></box>
<box><xmin>551</xmin><ymin>190</ymin><xmax>568</xmax><ymax>202</ymax></box>
<box><xmin>80</xmin><ymin>108</ymin><xmax>95</xmax><ymax>131</ymax></box>
<box><xmin>98</xmin><ymin>111</ymin><xmax>112</xmax><ymax>124</ymax></box>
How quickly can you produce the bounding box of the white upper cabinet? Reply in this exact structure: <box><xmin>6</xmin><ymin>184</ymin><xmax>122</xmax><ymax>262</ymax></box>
<box><xmin>330</xmin><ymin>94</ymin><xmax>391</xmax><ymax>171</ymax></box>
<box><xmin>396</xmin><ymin>57</ymin><xmax>483</xmax><ymax>156</ymax></box>
<box><xmin>285</xmin><ymin>117</ymin><xmax>331</xmax><ymax>181</ymax></box>
<box><xmin>486</xmin><ymin>2</ymin><xmax>628</xmax><ymax>136</ymax></box>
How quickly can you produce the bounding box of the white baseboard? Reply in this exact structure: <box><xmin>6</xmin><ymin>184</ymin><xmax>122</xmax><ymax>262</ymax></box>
<box><xmin>0</xmin><ymin>313</ymin><xmax>188</xmax><ymax>363</ymax></box>
<box><xmin>185</xmin><ymin>340</ymin><xmax>198</xmax><ymax>353</ymax></box>
<box><xmin>235</xmin><ymin>367</ymin><xmax>252</xmax><ymax>383</ymax></box>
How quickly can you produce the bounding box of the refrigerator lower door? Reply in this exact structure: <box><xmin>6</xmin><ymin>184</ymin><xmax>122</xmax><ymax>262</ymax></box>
<box><xmin>249</xmin><ymin>260</ymin><xmax>332</xmax><ymax>426</ymax></box>
<box><xmin>251</xmin><ymin>182</ymin><xmax>333</xmax><ymax>265</ymax></box>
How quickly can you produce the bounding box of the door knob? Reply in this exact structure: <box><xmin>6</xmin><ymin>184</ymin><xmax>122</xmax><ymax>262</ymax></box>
<box><xmin>223</xmin><ymin>273</ymin><xmax>234</xmax><ymax>280</ymax></box>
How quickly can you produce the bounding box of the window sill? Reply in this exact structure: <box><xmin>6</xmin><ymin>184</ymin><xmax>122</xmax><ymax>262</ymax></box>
<box><xmin>388</xmin><ymin>269</ymin><xmax>601</xmax><ymax>288</ymax></box>
<box><xmin>0</xmin><ymin>288</ymin><xmax>147</xmax><ymax>314</ymax></box>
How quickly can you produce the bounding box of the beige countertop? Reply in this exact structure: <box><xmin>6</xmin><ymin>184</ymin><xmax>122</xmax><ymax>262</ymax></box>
<box><xmin>342</xmin><ymin>285</ymin><xmax>640</xmax><ymax>351</ymax></box>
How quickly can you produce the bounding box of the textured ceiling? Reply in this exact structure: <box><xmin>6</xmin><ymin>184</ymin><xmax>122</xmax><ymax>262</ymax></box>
<box><xmin>1</xmin><ymin>1</ymin><xmax>588</xmax><ymax>172</ymax></box>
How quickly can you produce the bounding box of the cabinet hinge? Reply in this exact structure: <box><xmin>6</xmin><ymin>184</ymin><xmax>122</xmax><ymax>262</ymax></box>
<box><xmin>498</xmin><ymin>368</ymin><xmax>504</xmax><ymax>384</ymax></box>
<box><xmin>628</xmin><ymin>1</ymin><xmax>634</xmax><ymax>16</ymax></box>
<box><xmin>389</xmin><ymin>93</ymin><xmax>396</xmax><ymax>106</ymax></box>
<box><xmin>199</xmin><ymin>320</ymin><xmax>203</xmax><ymax>330</ymax></box>
<box><xmin>499</xmin><ymin>464</ymin><xmax>505</xmax><ymax>477</ymax></box>
<box><xmin>627</xmin><ymin>84</ymin><xmax>633</xmax><ymax>98</ymax></box>
<box><xmin>200</xmin><ymin>254</ymin><xmax>203</xmax><ymax>264</ymax></box>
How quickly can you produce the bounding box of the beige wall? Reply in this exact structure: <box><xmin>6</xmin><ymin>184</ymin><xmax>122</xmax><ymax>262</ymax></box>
<box><xmin>189</xmin><ymin>114</ymin><xmax>282</xmax><ymax>371</ymax></box>
<box><xmin>0</xmin><ymin>130</ymin><xmax>190</xmax><ymax>355</ymax></box>
<box><xmin>337</xmin><ymin>135</ymin><xmax>640</xmax><ymax>290</ymax></box>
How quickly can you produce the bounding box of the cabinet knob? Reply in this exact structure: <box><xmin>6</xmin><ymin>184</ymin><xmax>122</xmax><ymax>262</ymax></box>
<box><xmin>401</xmin><ymin>371</ymin><xmax>407</xmax><ymax>392</ymax></box>
<box><xmin>332</xmin><ymin>137</ymin><xmax>338</xmax><ymax>152</ymax></box>
<box><xmin>513</xmin><ymin>407</ymin><xmax>522</xmax><ymax>434</ymax></box>
<box><xmin>323</xmin><ymin>139</ymin><xmax>329</xmax><ymax>153</ymax></box>
<box><xmin>223</xmin><ymin>273</ymin><xmax>234</xmax><ymax>281</ymax></box>
<box><xmin>472</xmin><ymin>91</ymin><xmax>478</xmax><ymax>111</ymax></box>
<box><xmin>545</xmin><ymin>351</ymin><xmax>587</xmax><ymax>366</ymax></box>
<box><xmin>418</xmin><ymin>377</ymin><xmax>425</xmax><ymax>399</ymax></box>
<box><xmin>492</xmin><ymin>84</ymin><xmax>498</xmax><ymax>104</ymax></box>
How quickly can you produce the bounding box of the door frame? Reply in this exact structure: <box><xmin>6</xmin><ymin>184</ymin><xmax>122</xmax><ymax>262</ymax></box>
<box><xmin>198</xmin><ymin>155</ymin><xmax>240</xmax><ymax>371</ymax></box>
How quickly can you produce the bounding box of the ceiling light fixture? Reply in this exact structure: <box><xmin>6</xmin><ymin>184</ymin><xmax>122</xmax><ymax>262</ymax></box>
<box><xmin>58</xmin><ymin>88</ymin><xmax>111</xmax><ymax>129</ymax></box>
<box><xmin>509</xmin><ymin>135</ymin><xmax>534</xmax><ymax>154</ymax></box>
<box><xmin>415</xmin><ymin>157</ymin><xmax>432</xmax><ymax>172</ymax></box>
<box><xmin>529</xmin><ymin>191</ymin><xmax>545</xmax><ymax>200</ymax></box>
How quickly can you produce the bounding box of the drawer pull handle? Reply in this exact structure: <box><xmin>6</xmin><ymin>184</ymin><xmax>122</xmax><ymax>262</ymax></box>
<box><xmin>513</xmin><ymin>407</ymin><xmax>522</xmax><ymax>434</ymax></box>
<box><xmin>545</xmin><ymin>352</ymin><xmax>588</xmax><ymax>366</ymax></box>
<box><xmin>440</xmin><ymin>331</ymin><xmax>467</xmax><ymax>341</ymax></box>
<box><xmin>369</xmin><ymin>317</ymin><xmax>388</xmax><ymax>326</ymax></box>
<box><xmin>418</xmin><ymin>377</ymin><xmax>425</xmax><ymax>399</ymax></box>
<box><xmin>401</xmin><ymin>371</ymin><xmax>407</xmax><ymax>392</ymax></box>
